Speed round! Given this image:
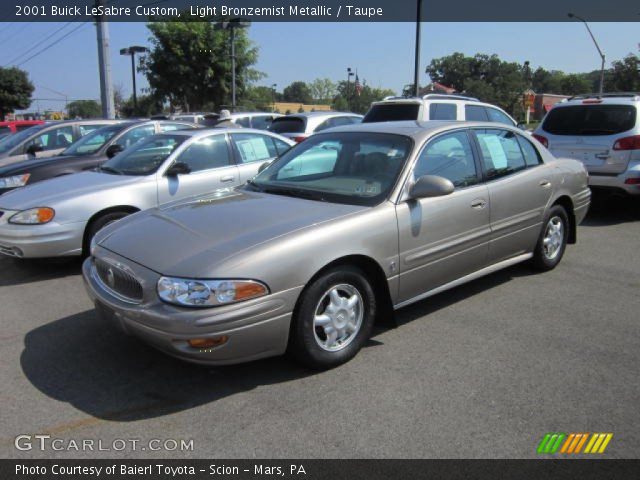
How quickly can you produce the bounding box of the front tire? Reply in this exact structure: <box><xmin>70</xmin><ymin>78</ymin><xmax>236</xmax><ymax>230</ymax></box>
<box><xmin>531</xmin><ymin>205</ymin><xmax>569</xmax><ymax>271</ymax></box>
<box><xmin>83</xmin><ymin>212</ymin><xmax>130</xmax><ymax>257</ymax></box>
<box><xmin>288</xmin><ymin>266</ymin><xmax>376</xmax><ymax>370</ymax></box>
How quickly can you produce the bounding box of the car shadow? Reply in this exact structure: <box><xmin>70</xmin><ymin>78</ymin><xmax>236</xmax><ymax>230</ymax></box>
<box><xmin>581</xmin><ymin>192</ymin><xmax>640</xmax><ymax>227</ymax></box>
<box><xmin>20</xmin><ymin>263</ymin><xmax>530</xmax><ymax>423</ymax></box>
<box><xmin>0</xmin><ymin>257</ymin><xmax>83</xmax><ymax>287</ymax></box>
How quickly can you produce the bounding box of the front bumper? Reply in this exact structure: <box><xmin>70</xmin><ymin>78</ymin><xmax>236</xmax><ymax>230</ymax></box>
<box><xmin>82</xmin><ymin>249</ymin><xmax>302</xmax><ymax>366</ymax></box>
<box><xmin>588</xmin><ymin>162</ymin><xmax>640</xmax><ymax>195</ymax></box>
<box><xmin>0</xmin><ymin>211</ymin><xmax>85</xmax><ymax>258</ymax></box>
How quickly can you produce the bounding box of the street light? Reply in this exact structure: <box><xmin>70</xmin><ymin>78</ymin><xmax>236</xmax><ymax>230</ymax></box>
<box><xmin>215</xmin><ymin>18</ymin><xmax>250</xmax><ymax>112</ymax></box>
<box><xmin>346</xmin><ymin>67</ymin><xmax>354</xmax><ymax>110</ymax></box>
<box><xmin>271</xmin><ymin>83</ymin><xmax>277</xmax><ymax>113</ymax></box>
<box><xmin>568</xmin><ymin>13</ymin><xmax>606</xmax><ymax>96</ymax></box>
<box><xmin>119</xmin><ymin>46</ymin><xmax>148</xmax><ymax>112</ymax></box>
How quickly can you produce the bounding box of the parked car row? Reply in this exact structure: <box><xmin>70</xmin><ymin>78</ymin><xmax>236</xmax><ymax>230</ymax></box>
<box><xmin>2</xmin><ymin>93</ymin><xmax>618</xmax><ymax>369</ymax></box>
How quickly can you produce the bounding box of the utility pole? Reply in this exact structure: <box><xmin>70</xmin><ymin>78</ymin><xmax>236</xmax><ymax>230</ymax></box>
<box><xmin>413</xmin><ymin>0</ymin><xmax>422</xmax><ymax>96</ymax></box>
<box><xmin>568</xmin><ymin>13</ymin><xmax>606</xmax><ymax>96</ymax></box>
<box><xmin>95</xmin><ymin>0</ymin><xmax>115</xmax><ymax>118</ymax></box>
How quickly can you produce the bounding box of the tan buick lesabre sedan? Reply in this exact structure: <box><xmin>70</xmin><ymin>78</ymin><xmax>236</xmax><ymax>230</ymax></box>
<box><xmin>83</xmin><ymin>121</ymin><xmax>591</xmax><ymax>369</ymax></box>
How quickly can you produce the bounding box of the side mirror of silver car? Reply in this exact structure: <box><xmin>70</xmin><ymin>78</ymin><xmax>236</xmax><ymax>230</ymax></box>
<box><xmin>165</xmin><ymin>162</ymin><xmax>192</xmax><ymax>176</ymax></box>
<box><xmin>106</xmin><ymin>144</ymin><xmax>124</xmax><ymax>159</ymax></box>
<box><xmin>409</xmin><ymin>175</ymin><xmax>455</xmax><ymax>199</ymax></box>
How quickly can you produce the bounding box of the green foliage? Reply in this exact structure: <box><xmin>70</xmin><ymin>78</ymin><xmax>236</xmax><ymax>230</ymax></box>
<box><xmin>0</xmin><ymin>66</ymin><xmax>34</xmax><ymax>120</ymax></box>
<box><xmin>141</xmin><ymin>19</ymin><xmax>262</xmax><ymax>111</ymax></box>
<box><xmin>609</xmin><ymin>54</ymin><xmax>640</xmax><ymax>92</ymax></box>
<box><xmin>309</xmin><ymin>78</ymin><xmax>337</xmax><ymax>103</ymax></box>
<box><xmin>119</xmin><ymin>94</ymin><xmax>164</xmax><ymax>118</ymax></box>
<box><xmin>241</xmin><ymin>85</ymin><xmax>277</xmax><ymax>111</ymax></box>
<box><xmin>67</xmin><ymin>100</ymin><xmax>102</xmax><ymax>118</ymax></box>
<box><xmin>282</xmin><ymin>81</ymin><xmax>313</xmax><ymax>104</ymax></box>
<box><xmin>332</xmin><ymin>80</ymin><xmax>395</xmax><ymax>114</ymax></box>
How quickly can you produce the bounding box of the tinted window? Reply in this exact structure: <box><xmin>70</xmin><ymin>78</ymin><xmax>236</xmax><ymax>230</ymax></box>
<box><xmin>269</xmin><ymin>117</ymin><xmax>305</xmax><ymax>134</ymax></box>
<box><xmin>465</xmin><ymin>105</ymin><xmax>488</xmax><ymax>121</ymax></box>
<box><xmin>429</xmin><ymin>103</ymin><xmax>457</xmax><ymax>120</ymax></box>
<box><xmin>116</xmin><ymin>125</ymin><xmax>156</xmax><ymax>149</ymax></box>
<box><xmin>79</xmin><ymin>124</ymin><xmax>110</xmax><ymax>136</ymax></box>
<box><xmin>177</xmin><ymin>134</ymin><xmax>231</xmax><ymax>172</ymax></box>
<box><xmin>486</xmin><ymin>108</ymin><xmax>515</xmax><ymax>126</ymax></box>
<box><xmin>330</xmin><ymin>116</ymin><xmax>359</xmax><ymax>127</ymax></box>
<box><xmin>101</xmin><ymin>135</ymin><xmax>185</xmax><ymax>176</ymax></box>
<box><xmin>25</xmin><ymin>125</ymin><xmax>74</xmax><ymax>151</ymax></box>
<box><xmin>542</xmin><ymin>105</ymin><xmax>636</xmax><ymax>135</ymax></box>
<box><xmin>235</xmin><ymin>116</ymin><xmax>251</xmax><ymax>128</ymax></box>
<box><xmin>0</xmin><ymin>125</ymin><xmax>46</xmax><ymax>154</ymax></box>
<box><xmin>62</xmin><ymin>124</ymin><xmax>123</xmax><ymax>155</ymax></box>
<box><xmin>314</xmin><ymin>119</ymin><xmax>332</xmax><ymax>132</ymax></box>
<box><xmin>251</xmin><ymin>115</ymin><xmax>274</xmax><ymax>130</ymax></box>
<box><xmin>415</xmin><ymin>131</ymin><xmax>478</xmax><ymax>187</ymax></box>
<box><xmin>517</xmin><ymin>135</ymin><xmax>542</xmax><ymax>167</ymax></box>
<box><xmin>362</xmin><ymin>103</ymin><xmax>420</xmax><ymax>123</ymax></box>
<box><xmin>231</xmin><ymin>133</ymin><xmax>277</xmax><ymax>163</ymax></box>
<box><xmin>273</xmin><ymin>138</ymin><xmax>292</xmax><ymax>155</ymax></box>
<box><xmin>476</xmin><ymin>129</ymin><xmax>526</xmax><ymax>179</ymax></box>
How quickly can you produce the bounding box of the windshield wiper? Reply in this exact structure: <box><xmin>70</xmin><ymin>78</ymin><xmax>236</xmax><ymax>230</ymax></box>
<box><xmin>245</xmin><ymin>179</ymin><xmax>263</xmax><ymax>192</ymax></box>
<box><xmin>261</xmin><ymin>186</ymin><xmax>327</xmax><ymax>202</ymax></box>
<box><xmin>97</xmin><ymin>165</ymin><xmax>122</xmax><ymax>175</ymax></box>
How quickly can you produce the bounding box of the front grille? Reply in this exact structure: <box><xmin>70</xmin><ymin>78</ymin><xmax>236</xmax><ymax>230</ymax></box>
<box><xmin>94</xmin><ymin>258</ymin><xmax>143</xmax><ymax>303</ymax></box>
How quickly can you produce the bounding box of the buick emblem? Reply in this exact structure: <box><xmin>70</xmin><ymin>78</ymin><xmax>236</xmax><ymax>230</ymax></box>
<box><xmin>106</xmin><ymin>268</ymin><xmax>116</xmax><ymax>288</ymax></box>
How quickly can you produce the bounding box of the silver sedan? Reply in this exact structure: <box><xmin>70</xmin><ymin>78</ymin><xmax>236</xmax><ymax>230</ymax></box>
<box><xmin>83</xmin><ymin>121</ymin><xmax>591</xmax><ymax>369</ymax></box>
<box><xmin>0</xmin><ymin>128</ymin><xmax>294</xmax><ymax>258</ymax></box>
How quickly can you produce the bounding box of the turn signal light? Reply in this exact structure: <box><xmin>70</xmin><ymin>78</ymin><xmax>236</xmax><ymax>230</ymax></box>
<box><xmin>187</xmin><ymin>336</ymin><xmax>229</xmax><ymax>349</ymax></box>
<box><xmin>532</xmin><ymin>134</ymin><xmax>548</xmax><ymax>148</ymax></box>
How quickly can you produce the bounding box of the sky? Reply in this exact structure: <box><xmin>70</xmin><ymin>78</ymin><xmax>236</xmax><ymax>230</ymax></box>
<box><xmin>1</xmin><ymin>21</ymin><xmax>638</xmax><ymax>113</ymax></box>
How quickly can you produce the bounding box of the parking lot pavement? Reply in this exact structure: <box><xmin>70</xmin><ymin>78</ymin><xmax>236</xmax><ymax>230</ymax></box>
<box><xmin>1</xmin><ymin>194</ymin><xmax>639</xmax><ymax>459</ymax></box>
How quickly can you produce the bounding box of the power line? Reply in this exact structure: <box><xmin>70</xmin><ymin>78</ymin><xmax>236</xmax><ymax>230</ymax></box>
<box><xmin>15</xmin><ymin>23</ymin><xmax>88</xmax><ymax>68</ymax></box>
<box><xmin>4</xmin><ymin>23</ymin><xmax>74</xmax><ymax>67</ymax></box>
<box><xmin>0</xmin><ymin>23</ymin><xmax>28</xmax><ymax>46</ymax></box>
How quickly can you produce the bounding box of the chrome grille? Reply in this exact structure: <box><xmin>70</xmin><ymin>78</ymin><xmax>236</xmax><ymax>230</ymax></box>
<box><xmin>94</xmin><ymin>258</ymin><xmax>143</xmax><ymax>303</ymax></box>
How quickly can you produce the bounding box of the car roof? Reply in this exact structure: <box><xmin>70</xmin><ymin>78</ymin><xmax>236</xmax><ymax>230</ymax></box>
<box><xmin>315</xmin><ymin>120</ymin><xmax>521</xmax><ymax>141</ymax></box>
<box><xmin>277</xmin><ymin>111</ymin><xmax>361</xmax><ymax>119</ymax></box>
<box><xmin>158</xmin><ymin>127</ymin><xmax>292</xmax><ymax>139</ymax></box>
<box><xmin>553</xmin><ymin>93</ymin><xmax>640</xmax><ymax>107</ymax></box>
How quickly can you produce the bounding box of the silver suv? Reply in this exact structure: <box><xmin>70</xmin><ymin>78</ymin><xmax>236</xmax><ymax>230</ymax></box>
<box><xmin>533</xmin><ymin>93</ymin><xmax>640</xmax><ymax>195</ymax></box>
<box><xmin>363</xmin><ymin>94</ymin><xmax>517</xmax><ymax>126</ymax></box>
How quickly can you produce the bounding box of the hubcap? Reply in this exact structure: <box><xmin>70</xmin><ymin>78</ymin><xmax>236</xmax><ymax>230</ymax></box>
<box><xmin>313</xmin><ymin>284</ymin><xmax>364</xmax><ymax>352</ymax></box>
<box><xmin>542</xmin><ymin>216</ymin><xmax>564</xmax><ymax>260</ymax></box>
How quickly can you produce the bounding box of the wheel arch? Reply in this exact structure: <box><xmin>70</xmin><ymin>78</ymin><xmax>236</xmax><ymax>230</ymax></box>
<box><xmin>82</xmin><ymin>205</ymin><xmax>141</xmax><ymax>253</ymax></box>
<box><xmin>551</xmin><ymin>195</ymin><xmax>576</xmax><ymax>244</ymax></box>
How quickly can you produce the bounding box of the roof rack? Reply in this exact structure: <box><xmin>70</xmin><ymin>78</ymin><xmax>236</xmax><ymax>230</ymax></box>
<box><xmin>567</xmin><ymin>92</ymin><xmax>640</xmax><ymax>101</ymax></box>
<box><xmin>422</xmin><ymin>93</ymin><xmax>480</xmax><ymax>102</ymax></box>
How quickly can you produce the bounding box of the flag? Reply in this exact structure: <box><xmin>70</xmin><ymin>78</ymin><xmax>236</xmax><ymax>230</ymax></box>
<box><xmin>355</xmin><ymin>72</ymin><xmax>363</xmax><ymax>96</ymax></box>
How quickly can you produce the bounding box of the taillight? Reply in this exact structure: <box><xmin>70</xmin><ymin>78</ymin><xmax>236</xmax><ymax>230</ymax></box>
<box><xmin>624</xmin><ymin>178</ymin><xmax>640</xmax><ymax>185</ymax></box>
<box><xmin>613</xmin><ymin>135</ymin><xmax>640</xmax><ymax>151</ymax></box>
<box><xmin>532</xmin><ymin>134</ymin><xmax>548</xmax><ymax>148</ymax></box>
<box><xmin>293</xmin><ymin>136</ymin><xmax>307</xmax><ymax>143</ymax></box>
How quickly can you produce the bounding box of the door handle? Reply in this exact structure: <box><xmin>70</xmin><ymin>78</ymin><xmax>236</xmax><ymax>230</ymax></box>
<box><xmin>595</xmin><ymin>152</ymin><xmax>610</xmax><ymax>160</ymax></box>
<box><xmin>539</xmin><ymin>180</ymin><xmax>551</xmax><ymax>188</ymax></box>
<box><xmin>220</xmin><ymin>175</ymin><xmax>235</xmax><ymax>182</ymax></box>
<box><xmin>471</xmin><ymin>199</ymin><xmax>487</xmax><ymax>209</ymax></box>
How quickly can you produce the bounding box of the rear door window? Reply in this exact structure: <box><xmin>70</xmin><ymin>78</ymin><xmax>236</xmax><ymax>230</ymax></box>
<box><xmin>116</xmin><ymin>125</ymin><xmax>156</xmax><ymax>149</ymax></box>
<box><xmin>475</xmin><ymin>129</ymin><xmax>527</xmax><ymax>179</ymax></box>
<box><xmin>231</xmin><ymin>133</ymin><xmax>278</xmax><ymax>163</ymax></box>
<box><xmin>26</xmin><ymin>125</ymin><xmax>74</xmax><ymax>151</ymax></box>
<box><xmin>177</xmin><ymin>134</ymin><xmax>231</xmax><ymax>172</ymax></box>
<box><xmin>541</xmin><ymin>105</ymin><xmax>636</xmax><ymax>135</ymax></box>
<box><xmin>465</xmin><ymin>105</ymin><xmax>489</xmax><ymax>121</ymax></box>
<box><xmin>362</xmin><ymin>103</ymin><xmax>420</xmax><ymax>123</ymax></box>
<box><xmin>415</xmin><ymin>131</ymin><xmax>478</xmax><ymax>188</ymax></box>
<box><xmin>251</xmin><ymin>115</ymin><xmax>274</xmax><ymax>130</ymax></box>
<box><xmin>429</xmin><ymin>103</ymin><xmax>457</xmax><ymax>120</ymax></box>
<box><xmin>517</xmin><ymin>135</ymin><xmax>543</xmax><ymax>166</ymax></box>
<box><xmin>234</xmin><ymin>116</ymin><xmax>251</xmax><ymax>128</ymax></box>
<box><xmin>486</xmin><ymin>108</ymin><xmax>515</xmax><ymax>126</ymax></box>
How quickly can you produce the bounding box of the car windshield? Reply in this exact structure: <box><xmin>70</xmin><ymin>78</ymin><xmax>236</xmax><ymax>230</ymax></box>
<box><xmin>62</xmin><ymin>124</ymin><xmax>124</xmax><ymax>156</ymax></box>
<box><xmin>0</xmin><ymin>124</ymin><xmax>46</xmax><ymax>154</ymax></box>
<box><xmin>99</xmin><ymin>134</ymin><xmax>186</xmax><ymax>176</ymax></box>
<box><xmin>247</xmin><ymin>132</ymin><xmax>413</xmax><ymax>206</ymax></box>
<box><xmin>542</xmin><ymin>105</ymin><xmax>637</xmax><ymax>136</ymax></box>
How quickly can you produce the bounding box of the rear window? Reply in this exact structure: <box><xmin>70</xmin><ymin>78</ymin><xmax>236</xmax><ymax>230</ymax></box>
<box><xmin>542</xmin><ymin>105</ymin><xmax>637</xmax><ymax>136</ymax></box>
<box><xmin>429</xmin><ymin>103</ymin><xmax>457</xmax><ymax>120</ymax></box>
<box><xmin>465</xmin><ymin>105</ymin><xmax>489</xmax><ymax>121</ymax></box>
<box><xmin>362</xmin><ymin>103</ymin><xmax>420</xmax><ymax>123</ymax></box>
<box><xmin>269</xmin><ymin>117</ymin><xmax>305</xmax><ymax>134</ymax></box>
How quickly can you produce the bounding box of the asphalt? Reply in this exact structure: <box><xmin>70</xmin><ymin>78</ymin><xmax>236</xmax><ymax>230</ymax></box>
<box><xmin>1</xmin><ymin>193</ymin><xmax>639</xmax><ymax>459</ymax></box>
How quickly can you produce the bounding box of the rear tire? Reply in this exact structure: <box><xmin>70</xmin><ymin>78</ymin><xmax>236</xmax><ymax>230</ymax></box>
<box><xmin>83</xmin><ymin>212</ymin><xmax>130</xmax><ymax>257</ymax></box>
<box><xmin>288</xmin><ymin>266</ymin><xmax>376</xmax><ymax>370</ymax></box>
<box><xmin>531</xmin><ymin>205</ymin><xmax>569</xmax><ymax>271</ymax></box>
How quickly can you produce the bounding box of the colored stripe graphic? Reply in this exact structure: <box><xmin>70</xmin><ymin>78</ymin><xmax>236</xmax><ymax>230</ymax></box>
<box><xmin>584</xmin><ymin>433</ymin><xmax>613</xmax><ymax>454</ymax></box>
<box><xmin>540</xmin><ymin>433</ymin><xmax>613</xmax><ymax>454</ymax></box>
<box><xmin>537</xmin><ymin>433</ymin><xmax>565</xmax><ymax>454</ymax></box>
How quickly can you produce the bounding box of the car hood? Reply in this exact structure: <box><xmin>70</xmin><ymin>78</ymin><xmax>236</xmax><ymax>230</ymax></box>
<box><xmin>98</xmin><ymin>189</ymin><xmax>367</xmax><ymax>276</ymax></box>
<box><xmin>0</xmin><ymin>171</ymin><xmax>142</xmax><ymax>210</ymax></box>
<box><xmin>0</xmin><ymin>154</ymin><xmax>86</xmax><ymax>175</ymax></box>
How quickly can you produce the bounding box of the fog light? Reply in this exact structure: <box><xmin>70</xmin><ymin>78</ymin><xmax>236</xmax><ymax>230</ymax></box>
<box><xmin>187</xmin><ymin>336</ymin><xmax>228</xmax><ymax>349</ymax></box>
<box><xmin>12</xmin><ymin>247</ymin><xmax>23</xmax><ymax>258</ymax></box>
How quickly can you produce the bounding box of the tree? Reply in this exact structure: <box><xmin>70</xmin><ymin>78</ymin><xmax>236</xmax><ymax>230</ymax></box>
<box><xmin>282</xmin><ymin>81</ymin><xmax>313</xmax><ymax>104</ymax></box>
<box><xmin>332</xmin><ymin>80</ymin><xmax>395</xmax><ymax>114</ymax></box>
<box><xmin>309</xmin><ymin>78</ymin><xmax>336</xmax><ymax>103</ymax></box>
<box><xmin>0</xmin><ymin>66</ymin><xmax>34</xmax><ymax>120</ymax></box>
<box><xmin>560</xmin><ymin>74</ymin><xmax>591</xmax><ymax>96</ymax></box>
<box><xmin>609</xmin><ymin>54</ymin><xmax>640</xmax><ymax>92</ymax></box>
<box><xmin>141</xmin><ymin>19</ymin><xmax>262</xmax><ymax>111</ymax></box>
<box><xmin>67</xmin><ymin>100</ymin><xmax>102</xmax><ymax>118</ymax></box>
<box><xmin>242</xmin><ymin>85</ymin><xmax>277</xmax><ymax>111</ymax></box>
<box><xmin>119</xmin><ymin>94</ymin><xmax>164</xmax><ymax>118</ymax></box>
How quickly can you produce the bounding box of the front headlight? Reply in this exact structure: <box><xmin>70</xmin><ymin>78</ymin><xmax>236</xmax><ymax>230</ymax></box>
<box><xmin>9</xmin><ymin>207</ymin><xmax>55</xmax><ymax>225</ymax></box>
<box><xmin>0</xmin><ymin>173</ymin><xmax>30</xmax><ymax>189</ymax></box>
<box><xmin>157</xmin><ymin>277</ymin><xmax>269</xmax><ymax>307</ymax></box>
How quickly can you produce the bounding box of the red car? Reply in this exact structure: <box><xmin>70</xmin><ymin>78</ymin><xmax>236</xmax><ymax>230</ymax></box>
<box><xmin>0</xmin><ymin>120</ymin><xmax>45</xmax><ymax>140</ymax></box>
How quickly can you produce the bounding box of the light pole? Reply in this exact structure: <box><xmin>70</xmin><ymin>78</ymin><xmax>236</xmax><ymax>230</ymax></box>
<box><xmin>215</xmin><ymin>18</ymin><xmax>250</xmax><ymax>112</ymax></box>
<box><xmin>271</xmin><ymin>83</ymin><xmax>277</xmax><ymax>112</ymax></box>
<box><xmin>346</xmin><ymin>67</ymin><xmax>354</xmax><ymax>110</ymax></box>
<box><xmin>413</xmin><ymin>0</ymin><xmax>423</xmax><ymax>96</ymax></box>
<box><xmin>568</xmin><ymin>13</ymin><xmax>606</xmax><ymax>96</ymax></box>
<box><xmin>119</xmin><ymin>46</ymin><xmax>148</xmax><ymax>112</ymax></box>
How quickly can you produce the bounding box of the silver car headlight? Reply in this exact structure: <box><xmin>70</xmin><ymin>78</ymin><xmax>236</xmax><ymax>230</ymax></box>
<box><xmin>0</xmin><ymin>173</ymin><xmax>30</xmax><ymax>189</ymax></box>
<box><xmin>157</xmin><ymin>277</ymin><xmax>269</xmax><ymax>307</ymax></box>
<box><xmin>9</xmin><ymin>207</ymin><xmax>55</xmax><ymax>225</ymax></box>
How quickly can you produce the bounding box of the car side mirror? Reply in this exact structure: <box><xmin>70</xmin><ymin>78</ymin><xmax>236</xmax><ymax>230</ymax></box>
<box><xmin>26</xmin><ymin>144</ymin><xmax>43</xmax><ymax>156</ymax></box>
<box><xmin>166</xmin><ymin>162</ymin><xmax>191</xmax><ymax>176</ymax></box>
<box><xmin>106</xmin><ymin>144</ymin><xmax>124</xmax><ymax>159</ymax></box>
<box><xmin>258</xmin><ymin>161</ymin><xmax>272</xmax><ymax>173</ymax></box>
<box><xmin>409</xmin><ymin>175</ymin><xmax>455</xmax><ymax>199</ymax></box>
